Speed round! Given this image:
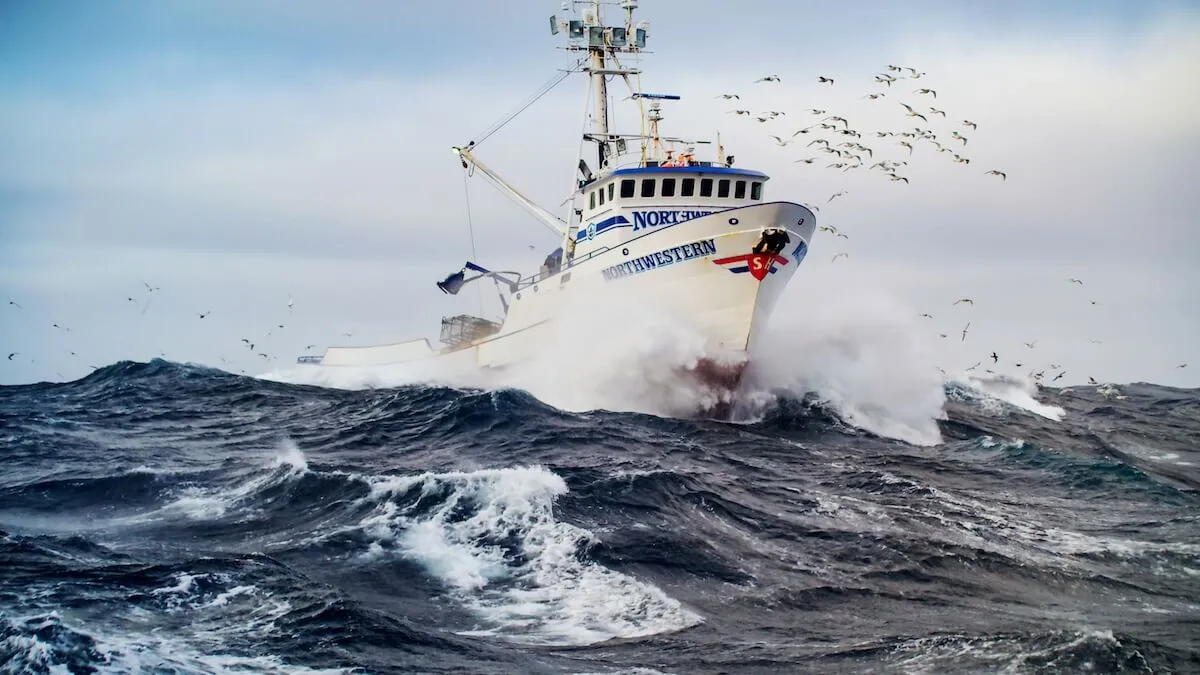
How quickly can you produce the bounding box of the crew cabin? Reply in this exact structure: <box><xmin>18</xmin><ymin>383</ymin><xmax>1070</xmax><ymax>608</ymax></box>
<box><xmin>572</xmin><ymin>156</ymin><xmax>769</xmax><ymax>259</ymax></box>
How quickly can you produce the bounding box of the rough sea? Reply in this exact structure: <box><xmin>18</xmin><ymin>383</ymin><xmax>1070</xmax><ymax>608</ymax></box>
<box><xmin>2</xmin><ymin>301</ymin><xmax>1199</xmax><ymax>674</ymax></box>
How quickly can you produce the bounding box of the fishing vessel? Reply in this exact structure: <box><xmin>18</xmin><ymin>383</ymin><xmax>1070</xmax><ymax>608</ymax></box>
<box><xmin>297</xmin><ymin>0</ymin><xmax>817</xmax><ymax>393</ymax></box>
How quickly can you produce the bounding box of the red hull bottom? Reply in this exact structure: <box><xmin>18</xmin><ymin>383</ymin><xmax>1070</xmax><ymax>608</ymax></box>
<box><xmin>682</xmin><ymin>356</ymin><xmax>750</xmax><ymax>420</ymax></box>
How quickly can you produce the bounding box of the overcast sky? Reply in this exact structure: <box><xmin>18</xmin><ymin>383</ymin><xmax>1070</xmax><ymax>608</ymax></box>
<box><xmin>1</xmin><ymin>0</ymin><xmax>1197</xmax><ymax>389</ymax></box>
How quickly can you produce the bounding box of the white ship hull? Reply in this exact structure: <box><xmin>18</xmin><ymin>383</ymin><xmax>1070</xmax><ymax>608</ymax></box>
<box><xmin>306</xmin><ymin>201</ymin><xmax>815</xmax><ymax>387</ymax></box>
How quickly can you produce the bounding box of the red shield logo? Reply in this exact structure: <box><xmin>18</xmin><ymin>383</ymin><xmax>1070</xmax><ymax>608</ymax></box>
<box><xmin>746</xmin><ymin>254</ymin><xmax>774</xmax><ymax>281</ymax></box>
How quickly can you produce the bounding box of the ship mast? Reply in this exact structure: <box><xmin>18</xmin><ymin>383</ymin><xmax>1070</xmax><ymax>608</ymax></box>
<box><xmin>556</xmin><ymin>0</ymin><xmax>648</xmax><ymax>174</ymax></box>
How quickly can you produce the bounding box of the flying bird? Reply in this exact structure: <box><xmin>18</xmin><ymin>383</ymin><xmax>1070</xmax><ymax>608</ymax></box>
<box><xmin>962</xmin><ymin>120</ymin><xmax>978</xmax><ymax>129</ymax></box>
<box><xmin>831</xmin><ymin>252</ymin><xmax>849</xmax><ymax>262</ymax></box>
<box><xmin>953</xmin><ymin>298</ymin><xmax>974</xmax><ymax>305</ymax></box>
<box><xmin>985</xmin><ymin>170</ymin><xmax>1007</xmax><ymax>180</ymax></box>
<box><xmin>1067</xmin><ymin>278</ymin><xmax>1083</xmax><ymax>284</ymax></box>
<box><xmin>961</xmin><ymin>321</ymin><xmax>971</xmax><ymax>341</ymax></box>
<box><xmin>990</xmin><ymin>351</ymin><xmax>998</xmax><ymax>363</ymax></box>
<box><xmin>919</xmin><ymin>313</ymin><xmax>933</xmax><ymax>319</ymax></box>
<box><xmin>1024</xmin><ymin>340</ymin><xmax>1037</xmax><ymax>349</ymax></box>
<box><xmin>914</xmin><ymin>88</ymin><xmax>937</xmax><ymax>98</ymax></box>
<box><xmin>817</xmin><ymin>76</ymin><xmax>834</xmax><ymax>85</ymax></box>
<box><xmin>827</xmin><ymin>191</ymin><xmax>848</xmax><ymax>203</ymax></box>
<box><xmin>715</xmin><ymin>93</ymin><xmax>740</xmax><ymax>100</ymax></box>
<box><xmin>7</xmin><ymin>300</ymin><xmax>20</xmax><ymax>309</ymax></box>
<box><xmin>1179</xmin><ymin>363</ymin><xmax>1188</xmax><ymax>369</ymax></box>
<box><xmin>6</xmin><ymin>352</ymin><xmax>16</xmax><ymax>360</ymax></box>
<box><xmin>755</xmin><ymin>75</ymin><xmax>781</xmax><ymax>83</ymax></box>
<box><xmin>197</xmin><ymin>311</ymin><xmax>210</xmax><ymax>319</ymax></box>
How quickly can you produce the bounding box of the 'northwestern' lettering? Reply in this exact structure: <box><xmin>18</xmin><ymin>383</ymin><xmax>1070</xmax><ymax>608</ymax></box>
<box><xmin>601</xmin><ymin>238</ymin><xmax>718</xmax><ymax>281</ymax></box>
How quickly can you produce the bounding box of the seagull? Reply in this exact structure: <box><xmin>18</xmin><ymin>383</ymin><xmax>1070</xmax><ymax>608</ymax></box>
<box><xmin>863</xmin><ymin>93</ymin><xmax>886</xmax><ymax>100</ymax></box>
<box><xmin>961</xmin><ymin>321</ymin><xmax>971</xmax><ymax>341</ymax></box>
<box><xmin>990</xmin><ymin>351</ymin><xmax>998</xmax><ymax>363</ymax></box>
<box><xmin>985</xmin><ymin>170</ymin><xmax>1007</xmax><ymax>180</ymax></box>
<box><xmin>1067</xmin><ymin>278</ymin><xmax>1083</xmax><ymax>285</ymax></box>
<box><xmin>769</xmin><ymin>135</ymin><xmax>795</xmax><ymax>147</ymax></box>
<box><xmin>953</xmin><ymin>298</ymin><xmax>974</xmax><ymax>305</ymax></box>
<box><xmin>7</xmin><ymin>300</ymin><xmax>20</xmax><ymax>309</ymax></box>
<box><xmin>755</xmin><ymin>75</ymin><xmax>781</xmax><ymax>83</ymax></box>
<box><xmin>6</xmin><ymin>352</ymin><xmax>16</xmax><ymax>360</ymax></box>
<box><xmin>818</xmin><ymin>225</ymin><xmax>839</xmax><ymax>235</ymax></box>
<box><xmin>898</xmin><ymin>141</ymin><xmax>914</xmax><ymax>154</ymax></box>
<box><xmin>817</xmin><ymin>76</ymin><xmax>834</xmax><ymax>85</ymax></box>
<box><xmin>831</xmin><ymin>252</ymin><xmax>849</xmax><ymax>262</ymax></box>
<box><xmin>914</xmin><ymin>88</ymin><xmax>937</xmax><ymax>98</ymax></box>
<box><xmin>888</xmin><ymin>174</ymin><xmax>909</xmax><ymax>183</ymax></box>
<box><xmin>1088</xmin><ymin>376</ymin><xmax>1099</xmax><ymax>385</ymax></box>
<box><xmin>808</xmin><ymin>108</ymin><xmax>826</xmax><ymax>115</ymax></box>
<box><xmin>962</xmin><ymin>120</ymin><xmax>978</xmax><ymax>129</ymax></box>
<box><xmin>715</xmin><ymin>93</ymin><xmax>740</xmax><ymax>100</ymax></box>
<box><xmin>827</xmin><ymin>191</ymin><xmax>848</xmax><ymax>203</ymax></box>
<box><xmin>951</xmin><ymin>131</ymin><xmax>968</xmax><ymax>145</ymax></box>
<box><xmin>1025</xmin><ymin>340</ymin><xmax>1037</xmax><ymax>349</ymax></box>
<box><xmin>1179</xmin><ymin>363</ymin><xmax>1188</xmax><ymax>369</ymax></box>
<box><xmin>929</xmin><ymin>107</ymin><xmax>946</xmax><ymax>117</ymax></box>
<box><xmin>794</xmin><ymin>157</ymin><xmax>817</xmax><ymax>164</ymax></box>
<box><xmin>966</xmin><ymin>361</ymin><xmax>981</xmax><ymax>371</ymax></box>
<box><xmin>1052</xmin><ymin>371</ymin><xmax>1066</xmax><ymax>382</ymax></box>
<box><xmin>919</xmin><ymin>313</ymin><xmax>933</xmax><ymax>319</ymax></box>
<box><xmin>197</xmin><ymin>311</ymin><xmax>210</xmax><ymax>319</ymax></box>
<box><xmin>287</xmin><ymin>295</ymin><xmax>294</xmax><ymax>313</ymax></box>
<box><xmin>729</xmin><ymin>109</ymin><xmax>752</xmax><ymax>116</ymax></box>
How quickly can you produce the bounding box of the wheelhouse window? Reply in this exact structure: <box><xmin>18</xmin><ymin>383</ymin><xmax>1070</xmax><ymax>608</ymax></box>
<box><xmin>717</xmin><ymin>179</ymin><xmax>731</xmax><ymax>198</ymax></box>
<box><xmin>640</xmin><ymin>179</ymin><xmax>656</xmax><ymax>198</ymax></box>
<box><xmin>661</xmin><ymin>178</ymin><xmax>677</xmax><ymax>197</ymax></box>
<box><xmin>607</xmin><ymin>183</ymin><xmax>615</xmax><ymax>202</ymax></box>
<box><xmin>620</xmin><ymin>179</ymin><xmax>635</xmax><ymax>198</ymax></box>
<box><xmin>589</xmin><ymin>191</ymin><xmax>596</xmax><ymax>210</ymax></box>
<box><xmin>700</xmin><ymin>178</ymin><xmax>713</xmax><ymax>197</ymax></box>
<box><xmin>751</xmin><ymin>181</ymin><xmax>763</xmax><ymax>200</ymax></box>
<box><xmin>681</xmin><ymin>178</ymin><xmax>696</xmax><ymax>197</ymax></box>
<box><xmin>734</xmin><ymin>180</ymin><xmax>747</xmax><ymax>199</ymax></box>
<box><xmin>598</xmin><ymin>186</ymin><xmax>605</xmax><ymax>206</ymax></box>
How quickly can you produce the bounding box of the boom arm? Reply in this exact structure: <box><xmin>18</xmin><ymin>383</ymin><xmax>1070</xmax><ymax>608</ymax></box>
<box><xmin>452</xmin><ymin>145</ymin><xmax>568</xmax><ymax>237</ymax></box>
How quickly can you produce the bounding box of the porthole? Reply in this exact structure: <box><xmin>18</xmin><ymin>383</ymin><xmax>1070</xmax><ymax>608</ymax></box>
<box><xmin>728</xmin><ymin>217</ymin><xmax>740</xmax><ymax>225</ymax></box>
<box><xmin>622</xmin><ymin>247</ymin><xmax>629</xmax><ymax>256</ymax></box>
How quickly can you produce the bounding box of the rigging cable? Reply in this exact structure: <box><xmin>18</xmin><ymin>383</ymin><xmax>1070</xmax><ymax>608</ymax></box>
<box><xmin>469</xmin><ymin>58</ymin><xmax>586</xmax><ymax>149</ymax></box>
<box><xmin>460</xmin><ymin>168</ymin><xmax>486</xmax><ymax>316</ymax></box>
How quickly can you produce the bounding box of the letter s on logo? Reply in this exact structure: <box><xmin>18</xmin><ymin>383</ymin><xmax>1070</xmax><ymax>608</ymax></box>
<box><xmin>750</xmin><ymin>257</ymin><xmax>765</xmax><ymax>272</ymax></box>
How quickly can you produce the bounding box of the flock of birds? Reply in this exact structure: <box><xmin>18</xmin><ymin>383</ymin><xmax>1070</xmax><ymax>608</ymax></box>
<box><xmin>4</xmin><ymin>288</ymin><xmax>321</xmax><ymax>378</ymax></box>
<box><xmin>719</xmin><ymin>65</ymin><xmax>1008</xmax><ymax>192</ymax></box>
<box><xmin>706</xmin><ymin>66</ymin><xmax>1186</xmax><ymax>391</ymax></box>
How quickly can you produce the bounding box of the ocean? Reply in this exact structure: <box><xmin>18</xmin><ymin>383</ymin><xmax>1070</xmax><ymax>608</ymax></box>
<box><xmin>1</xmin><ymin>353</ymin><xmax>1197</xmax><ymax>674</ymax></box>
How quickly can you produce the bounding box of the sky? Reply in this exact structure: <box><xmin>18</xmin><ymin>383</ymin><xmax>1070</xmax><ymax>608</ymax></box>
<box><xmin>1</xmin><ymin>0</ymin><xmax>1198</xmax><ymax>389</ymax></box>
